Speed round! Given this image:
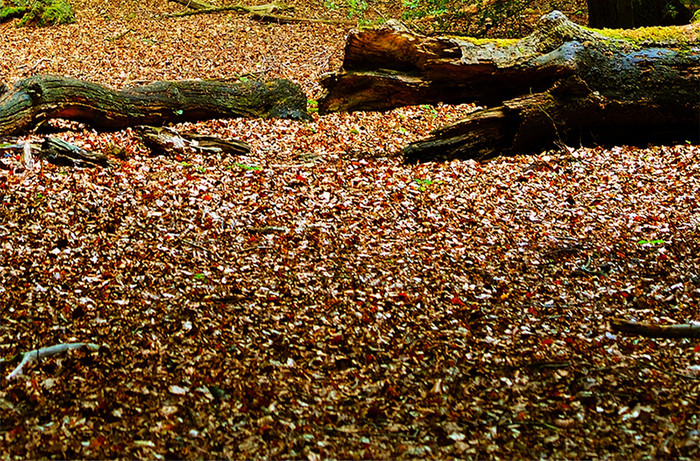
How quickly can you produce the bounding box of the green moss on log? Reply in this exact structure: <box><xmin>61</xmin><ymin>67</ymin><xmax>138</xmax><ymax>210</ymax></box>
<box><xmin>691</xmin><ymin>8</ymin><xmax>700</xmax><ymax>23</ymax></box>
<box><xmin>459</xmin><ymin>37</ymin><xmax>519</xmax><ymax>46</ymax></box>
<box><xmin>0</xmin><ymin>0</ymin><xmax>74</xmax><ymax>27</ymax></box>
<box><xmin>0</xmin><ymin>0</ymin><xmax>27</xmax><ymax>21</ymax></box>
<box><xmin>585</xmin><ymin>23</ymin><xmax>700</xmax><ymax>46</ymax></box>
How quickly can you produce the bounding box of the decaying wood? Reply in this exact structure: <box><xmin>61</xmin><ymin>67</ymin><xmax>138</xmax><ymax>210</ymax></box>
<box><xmin>166</xmin><ymin>0</ymin><xmax>352</xmax><ymax>24</ymax></box>
<box><xmin>5</xmin><ymin>343</ymin><xmax>100</xmax><ymax>380</ymax></box>
<box><xmin>169</xmin><ymin>0</ymin><xmax>213</xmax><ymax>10</ymax></box>
<box><xmin>319</xmin><ymin>13</ymin><xmax>700</xmax><ymax>161</ymax></box>
<box><xmin>42</xmin><ymin>137</ymin><xmax>113</xmax><ymax>167</ymax></box>
<box><xmin>135</xmin><ymin>125</ymin><xmax>251</xmax><ymax>156</ymax></box>
<box><xmin>0</xmin><ymin>137</ymin><xmax>113</xmax><ymax>168</ymax></box>
<box><xmin>611</xmin><ymin>318</ymin><xmax>700</xmax><ymax>339</ymax></box>
<box><xmin>168</xmin><ymin>1</ymin><xmax>291</xmax><ymax>18</ymax></box>
<box><xmin>0</xmin><ymin>75</ymin><xmax>311</xmax><ymax>136</ymax></box>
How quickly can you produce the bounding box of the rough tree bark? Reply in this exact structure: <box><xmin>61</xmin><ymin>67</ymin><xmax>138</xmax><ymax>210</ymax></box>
<box><xmin>0</xmin><ymin>75</ymin><xmax>310</xmax><ymax>136</ymax></box>
<box><xmin>319</xmin><ymin>13</ymin><xmax>700</xmax><ymax>162</ymax></box>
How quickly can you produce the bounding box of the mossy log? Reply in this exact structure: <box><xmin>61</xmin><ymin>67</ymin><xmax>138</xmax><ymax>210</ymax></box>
<box><xmin>0</xmin><ymin>75</ymin><xmax>310</xmax><ymax>136</ymax></box>
<box><xmin>0</xmin><ymin>0</ymin><xmax>74</xmax><ymax>27</ymax></box>
<box><xmin>319</xmin><ymin>12</ymin><xmax>700</xmax><ymax>161</ymax></box>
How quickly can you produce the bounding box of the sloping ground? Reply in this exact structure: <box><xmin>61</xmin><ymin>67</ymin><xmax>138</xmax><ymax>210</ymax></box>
<box><xmin>1</xmin><ymin>1</ymin><xmax>699</xmax><ymax>459</ymax></box>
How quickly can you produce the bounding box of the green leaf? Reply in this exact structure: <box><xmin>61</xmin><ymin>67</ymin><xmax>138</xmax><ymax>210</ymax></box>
<box><xmin>232</xmin><ymin>162</ymin><xmax>261</xmax><ymax>171</ymax></box>
<box><xmin>307</xmin><ymin>99</ymin><xmax>318</xmax><ymax>113</ymax></box>
<box><xmin>638</xmin><ymin>239</ymin><xmax>665</xmax><ymax>245</ymax></box>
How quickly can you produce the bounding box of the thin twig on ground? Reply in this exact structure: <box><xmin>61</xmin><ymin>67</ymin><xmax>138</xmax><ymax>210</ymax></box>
<box><xmin>5</xmin><ymin>343</ymin><xmax>100</xmax><ymax>380</ymax></box>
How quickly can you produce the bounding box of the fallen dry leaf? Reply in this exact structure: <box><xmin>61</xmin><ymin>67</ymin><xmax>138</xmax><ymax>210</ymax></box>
<box><xmin>1</xmin><ymin>0</ymin><xmax>699</xmax><ymax>460</ymax></box>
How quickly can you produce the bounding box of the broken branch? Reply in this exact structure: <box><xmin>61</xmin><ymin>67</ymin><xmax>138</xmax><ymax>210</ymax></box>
<box><xmin>610</xmin><ymin>318</ymin><xmax>700</xmax><ymax>339</ymax></box>
<box><xmin>5</xmin><ymin>342</ymin><xmax>100</xmax><ymax>380</ymax></box>
<box><xmin>166</xmin><ymin>0</ymin><xmax>354</xmax><ymax>24</ymax></box>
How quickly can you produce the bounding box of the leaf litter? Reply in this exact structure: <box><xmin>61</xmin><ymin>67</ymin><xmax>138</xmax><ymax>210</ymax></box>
<box><xmin>1</xmin><ymin>0</ymin><xmax>699</xmax><ymax>459</ymax></box>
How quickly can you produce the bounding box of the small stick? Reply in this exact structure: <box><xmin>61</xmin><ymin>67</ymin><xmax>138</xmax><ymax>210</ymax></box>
<box><xmin>6</xmin><ymin>343</ymin><xmax>99</xmax><ymax>380</ymax></box>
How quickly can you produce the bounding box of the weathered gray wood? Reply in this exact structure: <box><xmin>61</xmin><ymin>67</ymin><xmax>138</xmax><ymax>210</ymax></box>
<box><xmin>134</xmin><ymin>125</ymin><xmax>251</xmax><ymax>156</ymax></box>
<box><xmin>42</xmin><ymin>137</ymin><xmax>113</xmax><ymax>167</ymax></box>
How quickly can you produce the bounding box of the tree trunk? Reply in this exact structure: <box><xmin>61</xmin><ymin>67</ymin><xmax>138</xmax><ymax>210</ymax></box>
<box><xmin>587</xmin><ymin>0</ymin><xmax>692</xmax><ymax>28</ymax></box>
<box><xmin>319</xmin><ymin>13</ymin><xmax>700</xmax><ymax>161</ymax></box>
<box><xmin>0</xmin><ymin>75</ymin><xmax>310</xmax><ymax>136</ymax></box>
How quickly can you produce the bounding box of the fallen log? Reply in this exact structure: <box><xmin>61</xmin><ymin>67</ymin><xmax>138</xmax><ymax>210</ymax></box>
<box><xmin>166</xmin><ymin>0</ymin><xmax>354</xmax><ymax>25</ymax></box>
<box><xmin>169</xmin><ymin>0</ymin><xmax>213</xmax><ymax>10</ymax></box>
<box><xmin>168</xmin><ymin>0</ymin><xmax>292</xmax><ymax>17</ymax></box>
<box><xmin>319</xmin><ymin>13</ymin><xmax>700</xmax><ymax>161</ymax></box>
<box><xmin>611</xmin><ymin>318</ymin><xmax>700</xmax><ymax>339</ymax></box>
<box><xmin>0</xmin><ymin>75</ymin><xmax>311</xmax><ymax>136</ymax></box>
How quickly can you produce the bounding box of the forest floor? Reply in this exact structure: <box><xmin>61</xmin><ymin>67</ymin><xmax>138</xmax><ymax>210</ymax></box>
<box><xmin>1</xmin><ymin>0</ymin><xmax>699</xmax><ymax>459</ymax></box>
